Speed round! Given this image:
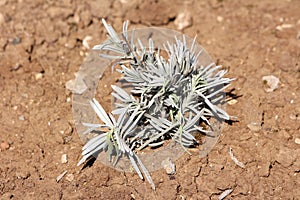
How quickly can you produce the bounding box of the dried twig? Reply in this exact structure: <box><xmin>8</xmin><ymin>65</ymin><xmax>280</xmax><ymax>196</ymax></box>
<box><xmin>56</xmin><ymin>170</ymin><xmax>67</xmax><ymax>182</ymax></box>
<box><xmin>218</xmin><ymin>189</ymin><xmax>233</xmax><ymax>200</ymax></box>
<box><xmin>229</xmin><ymin>147</ymin><xmax>245</xmax><ymax>168</ymax></box>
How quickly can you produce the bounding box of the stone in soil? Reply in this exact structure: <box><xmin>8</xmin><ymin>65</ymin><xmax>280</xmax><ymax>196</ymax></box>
<box><xmin>161</xmin><ymin>157</ymin><xmax>176</xmax><ymax>175</ymax></box>
<box><xmin>174</xmin><ymin>12</ymin><xmax>192</xmax><ymax>30</ymax></box>
<box><xmin>247</xmin><ymin>122</ymin><xmax>262</xmax><ymax>132</ymax></box>
<box><xmin>0</xmin><ymin>141</ymin><xmax>10</xmax><ymax>150</ymax></box>
<box><xmin>262</xmin><ymin>75</ymin><xmax>279</xmax><ymax>92</ymax></box>
<box><xmin>61</xmin><ymin>154</ymin><xmax>68</xmax><ymax>164</ymax></box>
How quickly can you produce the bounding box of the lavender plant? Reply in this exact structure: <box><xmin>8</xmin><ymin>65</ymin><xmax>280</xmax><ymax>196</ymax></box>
<box><xmin>77</xmin><ymin>19</ymin><xmax>234</xmax><ymax>190</ymax></box>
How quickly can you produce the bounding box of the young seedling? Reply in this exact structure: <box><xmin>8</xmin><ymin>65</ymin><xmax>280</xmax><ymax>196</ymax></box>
<box><xmin>77</xmin><ymin>19</ymin><xmax>234</xmax><ymax>190</ymax></box>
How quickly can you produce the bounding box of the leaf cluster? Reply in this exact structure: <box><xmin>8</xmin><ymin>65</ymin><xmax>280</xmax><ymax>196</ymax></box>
<box><xmin>77</xmin><ymin>19</ymin><xmax>234</xmax><ymax>190</ymax></box>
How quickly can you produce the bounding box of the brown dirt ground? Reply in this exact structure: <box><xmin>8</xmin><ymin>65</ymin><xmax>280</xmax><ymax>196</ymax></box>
<box><xmin>1</xmin><ymin>0</ymin><xmax>300</xmax><ymax>199</ymax></box>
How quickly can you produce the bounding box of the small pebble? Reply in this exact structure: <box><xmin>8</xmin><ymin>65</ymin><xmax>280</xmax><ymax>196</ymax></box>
<box><xmin>82</xmin><ymin>36</ymin><xmax>92</xmax><ymax>49</ymax></box>
<box><xmin>161</xmin><ymin>157</ymin><xmax>176</xmax><ymax>175</ymax></box>
<box><xmin>11</xmin><ymin>63</ymin><xmax>21</xmax><ymax>71</ymax></box>
<box><xmin>217</xmin><ymin>16</ymin><xmax>224</xmax><ymax>22</ymax></box>
<box><xmin>21</xmin><ymin>93</ymin><xmax>28</xmax><ymax>98</ymax></box>
<box><xmin>119</xmin><ymin>0</ymin><xmax>129</xmax><ymax>3</ymax></box>
<box><xmin>262</xmin><ymin>75</ymin><xmax>279</xmax><ymax>92</ymax></box>
<box><xmin>19</xmin><ymin>115</ymin><xmax>25</xmax><ymax>121</ymax></box>
<box><xmin>66</xmin><ymin>174</ymin><xmax>74</xmax><ymax>182</ymax></box>
<box><xmin>295</xmin><ymin>138</ymin><xmax>300</xmax><ymax>145</ymax></box>
<box><xmin>289</xmin><ymin>114</ymin><xmax>296</xmax><ymax>120</ymax></box>
<box><xmin>0</xmin><ymin>141</ymin><xmax>10</xmax><ymax>150</ymax></box>
<box><xmin>12</xmin><ymin>36</ymin><xmax>21</xmax><ymax>45</ymax></box>
<box><xmin>247</xmin><ymin>122</ymin><xmax>261</xmax><ymax>132</ymax></box>
<box><xmin>174</xmin><ymin>12</ymin><xmax>192</xmax><ymax>30</ymax></box>
<box><xmin>227</xmin><ymin>99</ymin><xmax>238</xmax><ymax>105</ymax></box>
<box><xmin>35</xmin><ymin>73</ymin><xmax>43</xmax><ymax>80</ymax></box>
<box><xmin>61</xmin><ymin>154</ymin><xmax>68</xmax><ymax>164</ymax></box>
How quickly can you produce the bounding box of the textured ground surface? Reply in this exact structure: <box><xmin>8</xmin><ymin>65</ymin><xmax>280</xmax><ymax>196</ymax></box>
<box><xmin>0</xmin><ymin>0</ymin><xmax>300</xmax><ymax>199</ymax></box>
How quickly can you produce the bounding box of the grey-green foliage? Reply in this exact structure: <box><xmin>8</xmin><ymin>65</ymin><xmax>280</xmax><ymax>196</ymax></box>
<box><xmin>77</xmin><ymin>19</ymin><xmax>234</xmax><ymax>190</ymax></box>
